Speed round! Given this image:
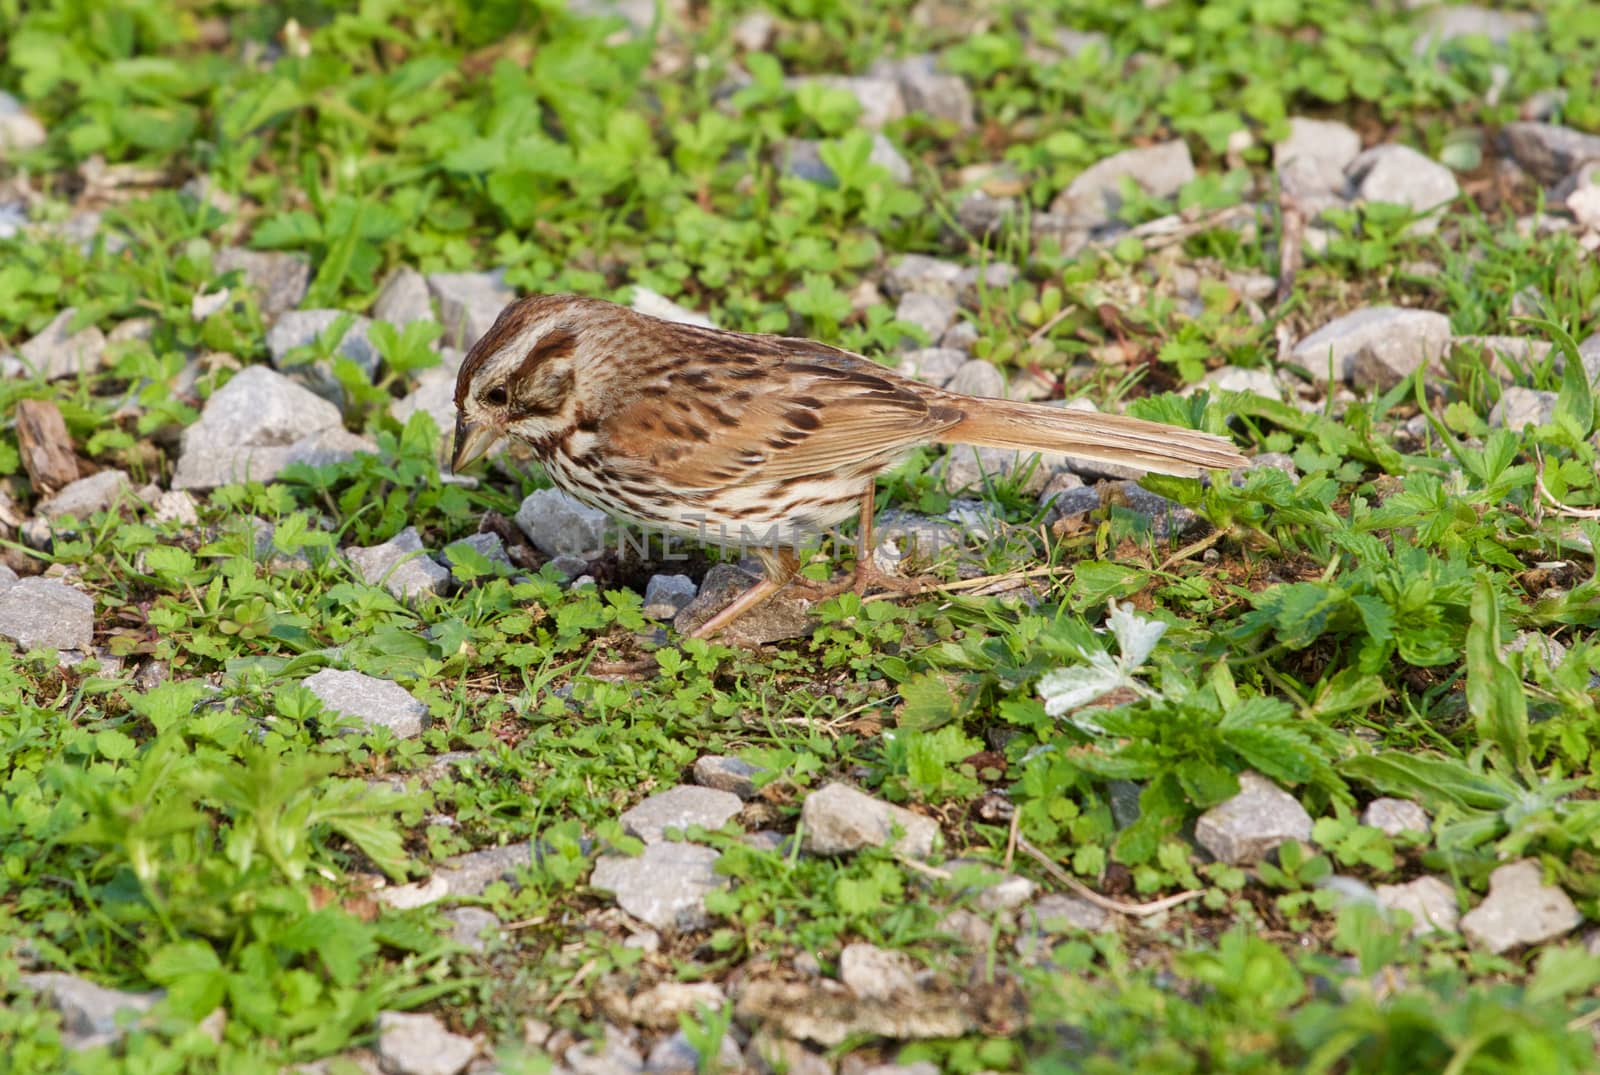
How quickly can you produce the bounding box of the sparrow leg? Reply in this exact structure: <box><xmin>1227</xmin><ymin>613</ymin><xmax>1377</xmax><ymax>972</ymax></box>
<box><xmin>690</xmin><ymin>548</ymin><xmax>800</xmax><ymax>639</ymax></box>
<box><xmin>790</xmin><ymin>482</ymin><xmax>926</xmax><ymax>601</ymax></box>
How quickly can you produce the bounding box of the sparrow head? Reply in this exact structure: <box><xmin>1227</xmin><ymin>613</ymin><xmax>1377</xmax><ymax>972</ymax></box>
<box><xmin>451</xmin><ymin>294</ymin><xmax>590</xmax><ymax>470</ymax></box>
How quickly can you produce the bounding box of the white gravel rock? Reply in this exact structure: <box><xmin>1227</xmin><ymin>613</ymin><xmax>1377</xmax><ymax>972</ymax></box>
<box><xmin>1460</xmin><ymin>859</ymin><xmax>1582</xmax><ymax>953</ymax></box>
<box><xmin>0</xmin><ymin>92</ymin><xmax>46</xmax><ymax>156</ymax></box>
<box><xmin>172</xmin><ymin>365</ymin><xmax>371</xmax><ymax>490</ymax></box>
<box><xmin>838</xmin><ymin>943</ymin><xmax>919</xmax><ymax>1002</ymax></box>
<box><xmin>375</xmin><ymin>1010</ymin><xmax>477</xmax><ymax>1075</ymax></box>
<box><xmin>373</xmin><ymin>266</ymin><xmax>435</xmax><ymax>326</ymax></box>
<box><xmin>1290</xmin><ymin>306</ymin><xmax>1452</xmax><ymax>388</ymax></box>
<box><xmin>1376</xmin><ymin>876</ymin><xmax>1460</xmax><ymax>937</ymax></box>
<box><xmin>642</xmin><ymin>574</ymin><xmax>698</xmax><ymax>619</ymax></box>
<box><xmin>0</xmin><ymin>577</ymin><xmax>94</xmax><ymax>653</ymax></box>
<box><xmin>1362</xmin><ymin>798</ymin><xmax>1431</xmax><ymax>837</ymax></box>
<box><xmin>428</xmin><ymin>271</ymin><xmax>514</xmax><ymax>349</ymax></box>
<box><xmin>515</xmin><ymin>488</ymin><xmax>608</xmax><ymax>559</ymax></box>
<box><xmin>303</xmin><ymin>668</ymin><xmax>429</xmax><ymax>739</ymax></box>
<box><xmin>18</xmin><ymin>308</ymin><xmax>107</xmax><ymax>381</ymax></box>
<box><xmin>1052</xmin><ymin>140</ymin><xmax>1196</xmax><ymax>230</ymax></box>
<box><xmin>1347</xmin><ymin>144</ymin><xmax>1461</xmax><ymax>235</ymax></box>
<box><xmin>1194</xmin><ymin>771</ymin><xmax>1313</xmax><ymax>865</ymax></box>
<box><xmin>266</xmin><ymin>309</ymin><xmax>380</xmax><ymax>380</ymax></box>
<box><xmin>591</xmin><ymin>842</ymin><xmax>725</xmax><ymax>932</ymax></box>
<box><xmin>619</xmin><ymin>785</ymin><xmax>743</xmax><ymax>844</ymax></box>
<box><xmin>16</xmin><ymin>972</ymin><xmax>161</xmax><ymax>1051</ymax></box>
<box><xmin>347</xmin><ymin>526</ymin><xmax>453</xmax><ymax>601</ymax></box>
<box><xmin>36</xmin><ymin>470</ymin><xmax>131</xmax><ymax>522</ymax></box>
<box><xmin>800</xmin><ymin>782</ymin><xmax>939</xmax><ymax>859</ymax></box>
<box><xmin>1489</xmin><ymin>386</ymin><xmax>1559</xmax><ymax>429</ymax></box>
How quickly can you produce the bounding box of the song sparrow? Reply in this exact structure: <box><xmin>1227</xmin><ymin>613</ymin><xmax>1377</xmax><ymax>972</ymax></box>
<box><xmin>452</xmin><ymin>294</ymin><xmax>1247</xmax><ymax>637</ymax></box>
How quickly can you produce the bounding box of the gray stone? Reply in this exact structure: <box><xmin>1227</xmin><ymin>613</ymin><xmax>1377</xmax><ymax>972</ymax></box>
<box><xmin>0</xmin><ymin>565</ymin><xmax>18</xmax><ymax>592</ymax></box>
<box><xmin>303</xmin><ymin>668</ymin><xmax>428</xmax><ymax>739</ymax></box>
<box><xmin>619</xmin><ymin>785</ymin><xmax>743</xmax><ymax>843</ymax></box>
<box><xmin>214</xmin><ymin>247</ymin><xmax>310</xmax><ymax>322</ymax></box>
<box><xmin>692</xmin><ymin>755</ymin><xmax>765</xmax><ymax>800</ymax></box>
<box><xmin>1507</xmin><ymin>630</ymin><xmax>1566</xmax><ymax>668</ymax></box>
<box><xmin>1363</xmin><ymin>797</ymin><xmax>1430</xmax><ymax>837</ymax></box>
<box><xmin>373</xmin><ymin>266</ymin><xmax>434</xmax><ymax>326</ymax></box>
<box><xmin>645</xmin><ymin>1031</ymin><xmax>741</xmax><ymax>1075</ymax></box>
<box><xmin>1501</xmin><ymin>122</ymin><xmax>1600</xmax><ymax>186</ymax></box>
<box><xmin>1376</xmin><ymin>876</ymin><xmax>1459</xmax><ymax>937</ymax></box>
<box><xmin>629</xmin><ymin>286</ymin><xmax>715</xmax><ymax>328</ymax></box>
<box><xmin>428</xmin><ymin>271</ymin><xmax>514</xmax><ymax>350</ymax></box>
<box><xmin>872</xmin><ymin>57</ymin><xmax>975</xmax><ymax>130</ymax></box>
<box><xmin>1051</xmin><ymin>140</ymin><xmax>1196</xmax><ymax>230</ymax></box>
<box><xmin>782</xmin><ymin>133</ymin><xmax>912</xmax><ymax>187</ymax></box>
<box><xmin>435</xmin><ymin>844</ymin><xmax>533</xmax><ymax>898</ymax></box>
<box><xmin>672</xmin><ymin>563</ymin><xmax>812</xmax><ymax>644</ymax></box>
<box><xmin>172</xmin><ymin>365</ymin><xmax>367</xmax><ymax>490</ymax></box>
<box><xmin>515</xmin><ymin>488</ymin><xmax>608</xmax><ymax>559</ymax></box>
<box><xmin>883</xmin><ymin>254</ymin><xmax>964</xmax><ymax>301</ymax></box>
<box><xmin>955</xmin><ymin>190</ymin><xmax>1020</xmax><ymax>238</ymax></box>
<box><xmin>36</xmin><ymin>470</ymin><xmax>130</xmax><ymax>521</ymax></box>
<box><xmin>0</xmin><ymin>577</ymin><xmax>94</xmax><ymax>653</ymax></box>
<box><xmin>18</xmin><ymin>308</ymin><xmax>106</xmax><ymax>381</ymax></box>
<box><xmin>347</xmin><ymin>526</ymin><xmax>453</xmax><ymax>601</ymax></box>
<box><xmin>266</xmin><ymin>309</ymin><xmax>380</xmax><ymax>380</ymax></box>
<box><xmin>780</xmin><ymin>140</ymin><xmax>834</xmax><ymax>185</ymax></box>
<box><xmin>1460</xmin><ymin>859</ymin><xmax>1582</xmax><ymax>953</ymax></box>
<box><xmin>785</xmin><ymin>76</ymin><xmax>905</xmax><ymax>131</ymax></box>
<box><xmin>955</xmin><ymin>262</ymin><xmax>1019</xmax><ymax>306</ymax></box>
<box><xmin>747</xmin><ymin>1035</ymin><xmax>834</xmax><ymax>1075</ymax></box>
<box><xmin>838</xmin><ymin>943</ymin><xmax>918</xmax><ymax>1002</ymax></box>
<box><xmin>897</xmin><ymin>347</ymin><xmax>967</xmax><ymax>387</ymax></box>
<box><xmin>1029</xmin><ymin>892</ymin><xmax>1112</xmax><ymax>934</ymax></box>
<box><xmin>617</xmin><ymin>981</ymin><xmax>727</xmax><ymax>1030</ymax></box>
<box><xmin>1489</xmin><ymin>386</ymin><xmax>1559</xmax><ymax>429</ymax></box>
<box><xmin>549</xmin><ymin>556</ymin><xmax>591</xmax><ymax>583</ymax></box>
<box><xmin>390</xmin><ymin>351</ymin><xmax>467</xmax><ymax>452</ymax></box>
<box><xmin>1347</xmin><ymin>145</ymin><xmax>1460</xmax><ymax>234</ymax></box>
<box><xmin>800</xmin><ymin>782</ymin><xmax>939</xmax><ymax>859</ymax></box>
<box><xmin>731</xmin><ymin>11</ymin><xmax>775</xmax><ymax>51</ymax></box>
<box><xmin>1290</xmin><ymin>306</ymin><xmax>1452</xmax><ymax>388</ymax></box>
<box><xmin>875</xmin><ymin>510</ymin><xmax>962</xmax><ymax>562</ymax></box>
<box><xmin>375</xmin><ymin>1010</ymin><xmax>477</xmax><ymax>1075</ymax></box>
<box><xmin>1042</xmin><ymin>477</ymin><xmax>1099</xmax><ymax>521</ymax></box>
<box><xmin>1453</xmin><ymin>335</ymin><xmax>1552</xmax><ymax>378</ymax></box>
<box><xmin>896</xmin><ymin>291</ymin><xmax>959</xmax><ymax>345</ymax></box>
<box><xmin>867</xmin><ymin>135</ymin><xmax>913</xmax><ymax>184</ymax></box>
<box><xmin>0</xmin><ymin>201</ymin><xmax>26</xmax><ymax>240</ymax></box>
<box><xmin>437</xmin><ymin>532</ymin><xmax>512</xmax><ymax>577</ymax></box>
<box><xmin>1274</xmin><ymin>117</ymin><xmax>1362</xmax><ymax>206</ymax></box>
<box><xmin>1194</xmin><ymin>771</ymin><xmax>1314</xmax><ymax>865</ymax></box>
<box><xmin>944</xmin><ymin>357</ymin><xmax>1005</xmax><ymax>399</ymax></box>
<box><xmin>1415</xmin><ymin>6</ymin><xmax>1538</xmax><ymax>52</ymax></box>
<box><xmin>591</xmin><ymin>842</ymin><xmax>724</xmax><ymax>932</ymax></box>
<box><xmin>1051</xmin><ymin>28</ymin><xmax>1111</xmax><ymax>58</ymax></box>
<box><xmin>444</xmin><ymin>907</ymin><xmax>501</xmax><ymax>953</ymax></box>
<box><xmin>1110</xmin><ymin>481</ymin><xmax>1201</xmax><ymax>540</ymax></box>
<box><xmin>564</xmin><ymin>1026</ymin><xmax>646</xmax><ymax>1075</ymax></box>
<box><xmin>946</xmin><ymin>859</ymin><xmax>1037</xmax><ymax>912</ymax></box>
<box><xmin>16</xmin><ymin>972</ymin><xmax>161</xmax><ymax>1051</ymax></box>
<box><xmin>941</xmin><ymin>444</ymin><xmax>1055</xmax><ymax>496</ymax></box>
<box><xmin>1202</xmin><ymin>365</ymin><xmax>1283</xmax><ymax>401</ymax></box>
<box><xmin>642</xmin><ymin>574</ymin><xmax>698</xmax><ymax>619</ymax></box>
<box><xmin>0</xmin><ymin>92</ymin><xmax>47</xmax><ymax>156</ymax></box>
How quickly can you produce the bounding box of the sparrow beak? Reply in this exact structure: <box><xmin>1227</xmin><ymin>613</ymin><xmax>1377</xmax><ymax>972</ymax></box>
<box><xmin>452</xmin><ymin>416</ymin><xmax>499</xmax><ymax>472</ymax></box>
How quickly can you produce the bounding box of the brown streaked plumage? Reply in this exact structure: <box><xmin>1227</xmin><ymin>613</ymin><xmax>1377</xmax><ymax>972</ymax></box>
<box><xmin>453</xmin><ymin>294</ymin><xmax>1248</xmax><ymax>638</ymax></box>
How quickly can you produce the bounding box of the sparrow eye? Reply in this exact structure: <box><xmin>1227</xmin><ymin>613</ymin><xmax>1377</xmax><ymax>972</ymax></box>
<box><xmin>484</xmin><ymin>385</ymin><xmax>509</xmax><ymax>406</ymax></box>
